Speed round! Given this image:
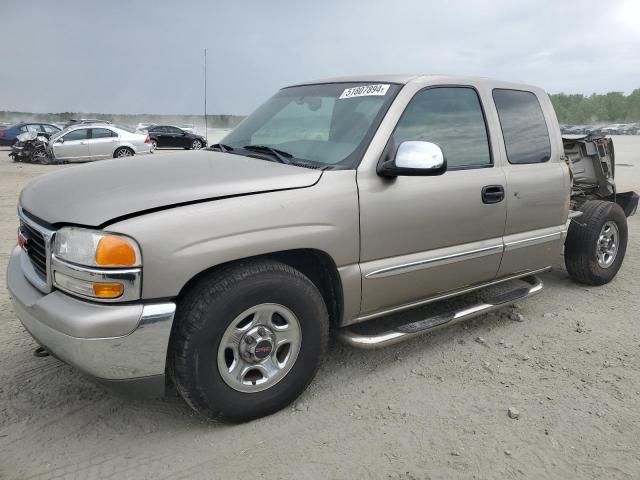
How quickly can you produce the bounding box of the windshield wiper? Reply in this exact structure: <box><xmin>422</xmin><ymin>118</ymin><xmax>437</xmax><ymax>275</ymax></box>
<box><xmin>208</xmin><ymin>143</ymin><xmax>234</xmax><ymax>153</ymax></box>
<box><xmin>242</xmin><ymin>145</ymin><xmax>293</xmax><ymax>164</ymax></box>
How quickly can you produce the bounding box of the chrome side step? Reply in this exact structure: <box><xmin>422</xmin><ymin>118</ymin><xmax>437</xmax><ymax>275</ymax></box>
<box><xmin>336</xmin><ymin>275</ymin><xmax>543</xmax><ymax>349</ymax></box>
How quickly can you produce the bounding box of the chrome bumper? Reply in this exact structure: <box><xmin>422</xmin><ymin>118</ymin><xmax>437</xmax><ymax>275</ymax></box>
<box><xmin>7</xmin><ymin>247</ymin><xmax>175</xmax><ymax>389</ymax></box>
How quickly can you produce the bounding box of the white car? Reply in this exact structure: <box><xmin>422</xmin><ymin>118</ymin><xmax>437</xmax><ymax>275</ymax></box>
<box><xmin>135</xmin><ymin>122</ymin><xmax>156</xmax><ymax>132</ymax></box>
<box><xmin>49</xmin><ymin>124</ymin><xmax>152</xmax><ymax>162</ymax></box>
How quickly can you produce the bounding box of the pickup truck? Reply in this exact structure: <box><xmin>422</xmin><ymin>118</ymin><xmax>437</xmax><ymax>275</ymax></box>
<box><xmin>7</xmin><ymin>75</ymin><xmax>638</xmax><ymax>423</ymax></box>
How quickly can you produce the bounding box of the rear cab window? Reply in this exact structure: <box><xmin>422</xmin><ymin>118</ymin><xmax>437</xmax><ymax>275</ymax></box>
<box><xmin>493</xmin><ymin>89</ymin><xmax>551</xmax><ymax>164</ymax></box>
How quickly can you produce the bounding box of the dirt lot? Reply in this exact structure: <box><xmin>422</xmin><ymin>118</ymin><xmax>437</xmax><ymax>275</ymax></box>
<box><xmin>0</xmin><ymin>140</ymin><xmax>639</xmax><ymax>479</ymax></box>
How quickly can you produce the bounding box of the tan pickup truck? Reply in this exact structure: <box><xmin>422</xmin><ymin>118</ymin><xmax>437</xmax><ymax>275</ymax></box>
<box><xmin>7</xmin><ymin>75</ymin><xmax>638</xmax><ymax>422</ymax></box>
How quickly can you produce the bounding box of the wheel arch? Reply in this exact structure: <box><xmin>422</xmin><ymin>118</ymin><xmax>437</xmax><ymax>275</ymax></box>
<box><xmin>176</xmin><ymin>248</ymin><xmax>345</xmax><ymax>327</ymax></box>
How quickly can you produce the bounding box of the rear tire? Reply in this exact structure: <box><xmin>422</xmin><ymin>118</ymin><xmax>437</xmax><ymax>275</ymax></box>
<box><xmin>114</xmin><ymin>147</ymin><xmax>134</xmax><ymax>158</ymax></box>
<box><xmin>565</xmin><ymin>200</ymin><xmax>628</xmax><ymax>285</ymax></box>
<box><xmin>169</xmin><ymin>260</ymin><xmax>329</xmax><ymax>423</ymax></box>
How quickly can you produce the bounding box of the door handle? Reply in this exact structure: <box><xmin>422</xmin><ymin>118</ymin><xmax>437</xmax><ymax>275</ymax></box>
<box><xmin>481</xmin><ymin>185</ymin><xmax>504</xmax><ymax>204</ymax></box>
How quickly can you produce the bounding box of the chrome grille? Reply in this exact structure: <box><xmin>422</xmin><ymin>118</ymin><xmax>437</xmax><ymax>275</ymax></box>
<box><xmin>18</xmin><ymin>207</ymin><xmax>55</xmax><ymax>293</ymax></box>
<box><xmin>20</xmin><ymin>221</ymin><xmax>47</xmax><ymax>279</ymax></box>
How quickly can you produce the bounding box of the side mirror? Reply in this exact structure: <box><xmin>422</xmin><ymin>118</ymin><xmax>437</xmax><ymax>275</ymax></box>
<box><xmin>378</xmin><ymin>141</ymin><xmax>447</xmax><ymax>177</ymax></box>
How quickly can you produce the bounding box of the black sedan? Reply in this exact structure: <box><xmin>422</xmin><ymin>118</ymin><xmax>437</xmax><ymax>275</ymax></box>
<box><xmin>145</xmin><ymin>125</ymin><xmax>207</xmax><ymax>150</ymax></box>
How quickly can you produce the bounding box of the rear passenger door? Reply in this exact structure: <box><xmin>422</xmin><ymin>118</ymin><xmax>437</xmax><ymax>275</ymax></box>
<box><xmin>166</xmin><ymin>126</ymin><xmax>186</xmax><ymax>147</ymax></box>
<box><xmin>87</xmin><ymin>128</ymin><xmax>119</xmax><ymax>159</ymax></box>
<box><xmin>492</xmin><ymin>88</ymin><xmax>570</xmax><ymax>276</ymax></box>
<box><xmin>152</xmin><ymin>126</ymin><xmax>169</xmax><ymax>147</ymax></box>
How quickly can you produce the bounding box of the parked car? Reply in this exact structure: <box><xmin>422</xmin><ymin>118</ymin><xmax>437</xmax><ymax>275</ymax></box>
<box><xmin>621</xmin><ymin>123</ymin><xmax>640</xmax><ymax>135</ymax></box>
<box><xmin>0</xmin><ymin>122</ymin><xmax>61</xmax><ymax>146</ymax></box>
<box><xmin>145</xmin><ymin>125</ymin><xmax>206</xmax><ymax>150</ymax></box>
<box><xmin>63</xmin><ymin>118</ymin><xmax>112</xmax><ymax>128</ymax></box>
<box><xmin>48</xmin><ymin>124</ymin><xmax>152</xmax><ymax>162</ymax></box>
<box><xmin>598</xmin><ymin>124</ymin><xmax>627</xmax><ymax>135</ymax></box>
<box><xmin>7</xmin><ymin>75</ymin><xmax>638</xmax><ymax>423</ymax></box>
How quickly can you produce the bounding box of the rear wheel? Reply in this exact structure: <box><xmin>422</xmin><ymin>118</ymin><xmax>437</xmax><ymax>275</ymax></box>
<box><xmin>565</xmin><ymin>200</ymin><xmax>628</xmax><ymax>285</ymax></box>
<box><xmin>114</xmin><ymin>147</ymin><xmax>134</xmax><ymax>158</ymax></box>
<box><xmin>169</xmin><ymin>260</ymin><xmax>329</xmax><ymax>423</ymax></box>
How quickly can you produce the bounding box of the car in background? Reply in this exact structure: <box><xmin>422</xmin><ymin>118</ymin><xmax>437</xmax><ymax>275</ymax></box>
<box><xmin>63</xmin><ymin>118</ymin><xmax>112</xmax><ymax>128</ymax></box>
<box><xmin>49</xmin><ymin>124</ymin><xmax>152</xmax><ymax>162</ymax></box>
<box><xmin>145</xmin><ymin>125</ymin><xmax>207</xmax><ymax>150</ymax></box>
<box><xmin>598</xmin><ymin>124</ymin><xmax>627</xmax><ymax>135</ymax></box>
<box><xmin>0</xmin><ymin>122</ymin><xmax>61</xmax><ymax>146</ymax></box>
<box><xmin>621</xmin><ymin>123</ymin><xmax>640</xmax><ymax>135</ymax></box>
<box><xmin>135</xmin><ymin>122</ymin><xmax>156</xmax><ymax>132</ymax></box>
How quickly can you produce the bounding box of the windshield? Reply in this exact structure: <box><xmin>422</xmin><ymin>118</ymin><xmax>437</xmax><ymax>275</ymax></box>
<box><xmin>221</xmin><ymin>82</ymin><xmax>401</xmax><ymax>168</ymax></box>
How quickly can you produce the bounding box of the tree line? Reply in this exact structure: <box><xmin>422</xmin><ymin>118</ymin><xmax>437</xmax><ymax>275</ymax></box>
<box><xmin>550</xmin><ymin>90</ymin><xmax>640</xmax><ymax>125</ymax></box>
<box><xmin>3</xmin><ymin>90</ymin><xmax>640</xmax><ymax>127</ymax></box>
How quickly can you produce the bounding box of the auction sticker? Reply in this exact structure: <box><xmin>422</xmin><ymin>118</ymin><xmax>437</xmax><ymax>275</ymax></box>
<box><xmin>339</xmin><ymin>84</ymin><xmax>390</xmax><ymax>99</ymax></box>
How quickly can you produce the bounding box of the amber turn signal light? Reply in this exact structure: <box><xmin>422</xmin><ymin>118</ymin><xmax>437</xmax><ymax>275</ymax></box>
<box><xmin>95</xmin><ymin>236</ymin><xmax>137</xmax><ymax>266</ymax></box>
<box><xmin>93</xmin><ymin>282</ymin><xmax>125</xmax><ymax>298</ymax></box>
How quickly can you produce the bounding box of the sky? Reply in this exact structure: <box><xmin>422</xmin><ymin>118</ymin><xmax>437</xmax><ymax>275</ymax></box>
<box><xmin>1</xmin><ymin>0</ymin><xmax>639</xmax><ymax>115</ymax></box>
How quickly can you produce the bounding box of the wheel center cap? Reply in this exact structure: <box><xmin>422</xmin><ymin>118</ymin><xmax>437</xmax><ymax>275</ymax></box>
<box><xmin>240</xmin><ymin>326</ymin><xmax>275</xmax><ymax>362</ymax></box>
<box><xmin>254</xmin><ymin>340</ymin><xmax>273</xmax><ymax>359</ymax></box>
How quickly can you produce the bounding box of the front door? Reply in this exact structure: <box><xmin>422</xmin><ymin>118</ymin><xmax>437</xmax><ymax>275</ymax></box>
<box><xmin>358</xmin><ymin>86</ymin><xmax>507</xmax><ymax>316</ymax></box>
<box><xmin>52</xmin><ymin>128</ymin><xmax>90</xmax><ymax>161</ymax></box>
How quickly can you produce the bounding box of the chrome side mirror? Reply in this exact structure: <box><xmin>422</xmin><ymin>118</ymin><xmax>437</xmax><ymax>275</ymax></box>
<box><xmin>378</xmin><ymin>141</ymin><xmax>447</xmax><ymax>177</ymax></box>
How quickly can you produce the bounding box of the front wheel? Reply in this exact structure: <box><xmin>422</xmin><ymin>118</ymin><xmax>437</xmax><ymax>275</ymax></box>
<box><xmin>565</xmin><ymin>200</ymin><xmax>628</xmax><ymax>285</ymax></box>
<box><xmin>169</xmin><ymin>260</ymin><xmax>329</xmax><ymax>423</ymax></box>
<box><xmin>190</xmin><ymin>139</ymin><xmax>202</xmax><ymax>150</ymax></box>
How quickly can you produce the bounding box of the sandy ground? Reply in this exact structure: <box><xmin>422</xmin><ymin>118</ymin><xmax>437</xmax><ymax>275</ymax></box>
<box><xmin>0</xmin><ymin>139</ymin><xmax>639</xmax><ymax>479</ymax></box>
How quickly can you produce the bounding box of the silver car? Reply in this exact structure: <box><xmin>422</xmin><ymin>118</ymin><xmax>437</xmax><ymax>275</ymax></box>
<box><xmin>49</xmin><ymin>124</ymin><xmax>152</xmax><ymax>162</ymax></box>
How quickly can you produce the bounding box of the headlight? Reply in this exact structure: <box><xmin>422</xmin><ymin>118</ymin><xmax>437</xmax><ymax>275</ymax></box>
<box><xmin>52</xmin><ymin>228</ymin><xmax>142</xmax><ymax>301</ymax></box>
<box><xmin>53</xmin><ymin>227</ymin><xmax>141</xmax><ymax>267</ymax></box>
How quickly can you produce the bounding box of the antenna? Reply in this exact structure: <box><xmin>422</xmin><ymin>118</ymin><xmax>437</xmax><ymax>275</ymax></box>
<box><xmin>204</xmin><ymin>48</ymin><xmax>208</xmax><ymax>143</ymax></box>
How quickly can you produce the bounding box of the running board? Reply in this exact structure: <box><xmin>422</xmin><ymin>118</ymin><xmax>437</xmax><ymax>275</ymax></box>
<box><xmin>336</xmin><ymin>275</ymin><xmax>543</xmax><ymax>349</ymax></box>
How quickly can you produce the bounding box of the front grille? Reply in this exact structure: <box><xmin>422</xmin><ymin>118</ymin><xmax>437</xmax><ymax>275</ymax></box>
<box><xmin>20</xmin><ymin>220</ymin><xmax>48</xmax><ymax>279</ymax></box>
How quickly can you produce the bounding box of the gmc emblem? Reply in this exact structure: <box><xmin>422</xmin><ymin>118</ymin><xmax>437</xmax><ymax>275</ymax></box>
<box><xmin>18</xmin><ymin>229</ymin><xmax>27</xmax><ymax>252</ymax></box>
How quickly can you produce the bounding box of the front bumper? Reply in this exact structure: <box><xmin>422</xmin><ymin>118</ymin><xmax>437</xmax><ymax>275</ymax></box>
<box><xmin>7</xmin><ymin>246</ymin><xmax>175</xmax><ymax>396</ymax></box>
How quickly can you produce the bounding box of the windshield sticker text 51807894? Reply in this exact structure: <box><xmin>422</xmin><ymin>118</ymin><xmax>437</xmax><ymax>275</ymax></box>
<box><xmin>339</xmin><ymin>84</ymin><xmax>390</xmax><ymax>99</ymax></box>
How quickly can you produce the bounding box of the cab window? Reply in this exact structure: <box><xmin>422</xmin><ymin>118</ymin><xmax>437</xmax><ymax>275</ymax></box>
<box><xmin>392</xmin><ymin>87</ymin><xmax>492</xmax><ymax>169</ymax></box>
<box><xmin>493</xmin><ymin>89</ymin><xmax>551</xmax><ymax>164</ymax></box>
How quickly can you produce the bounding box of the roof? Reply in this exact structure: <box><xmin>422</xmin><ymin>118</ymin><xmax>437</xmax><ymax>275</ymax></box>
<box><xmin>289</xmin><ymin>74</ymin><xmax>544</xmax><ymax>93</ymax></box>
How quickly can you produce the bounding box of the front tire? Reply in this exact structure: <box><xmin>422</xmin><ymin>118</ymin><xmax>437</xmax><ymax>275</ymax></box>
<box><xmin>565</xmin><ymin>200</ymin><xmax>628</xmax><ymax>285</ymax></box>
<box><xmin>169</xmin><ymin>260</ymin><xmax>329</xmax><ymax>423</ymax></box>
<box><xmin>190</xmin><ymin>139</ymin><xmax>203</xmax><ymax>150</ymax></box>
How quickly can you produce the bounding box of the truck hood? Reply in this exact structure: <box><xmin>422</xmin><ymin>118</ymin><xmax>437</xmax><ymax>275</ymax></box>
<box><xmin>19</xmin><ymin>151</ymin><xmax>323</xmax><ymax>227</ymax></box>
